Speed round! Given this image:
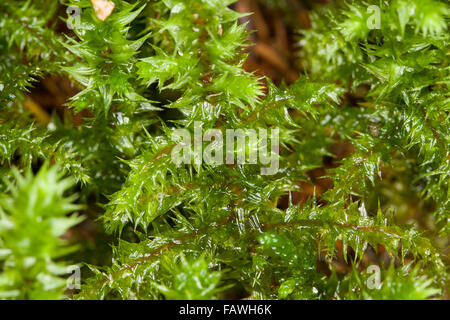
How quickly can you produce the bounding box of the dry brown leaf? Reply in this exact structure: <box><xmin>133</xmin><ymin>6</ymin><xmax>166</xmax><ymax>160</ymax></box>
<box><xmin>91</xmin><ymin>0</ymin><xmax>115</xmax><ymax>21</ymax></box>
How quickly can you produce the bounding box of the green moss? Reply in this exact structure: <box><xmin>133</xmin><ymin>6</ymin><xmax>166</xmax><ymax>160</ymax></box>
<box><xmin>0</xmin><ymin>0</ymin><xmax>448</xmax><ymax>300</ymax></box>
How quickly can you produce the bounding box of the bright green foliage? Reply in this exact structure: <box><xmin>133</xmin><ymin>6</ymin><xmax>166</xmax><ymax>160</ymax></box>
<box><xmin>341</xmin><ymin>263</ymin><xmax>441</xmax><ymax>300</ymax></box>
<box><xmin>301</xmin><ymin>0</ymin><xmax>449</xmax><ymax>228</ymax></box>
<box><xmin>0</xmin><ymin>0</ymin><xmax>448</xmax><ymax>300</ymax></box>
<box><xmin>0</xmin><ymin>165</ymin><xmax>83</xmax><ymax>299</ymax></box>
<box><xmin>155</xmin><ymin>254</ymin><xmax>226</xmax><ymax>300</ymax></box>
